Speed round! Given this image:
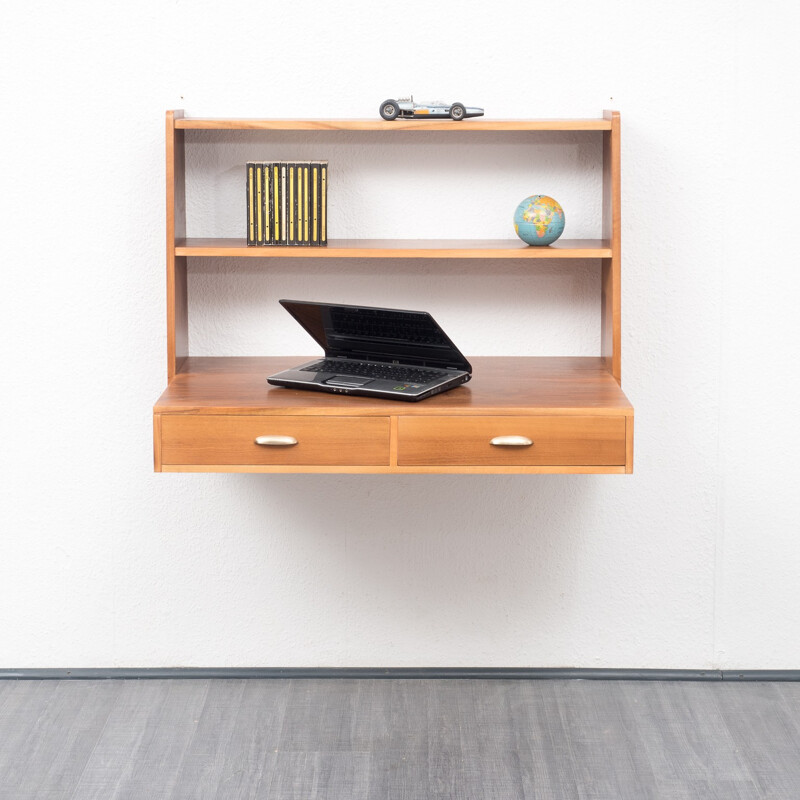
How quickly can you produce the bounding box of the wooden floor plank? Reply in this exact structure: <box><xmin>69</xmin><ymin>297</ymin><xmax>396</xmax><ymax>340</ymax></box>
<box><xmin>168</xmin><ymin>679</ymin><xmax>247</xmax><ymax>799</ymax></box>
<box><xmin>277</xmin><ymin>678</ymin><xmax>369</xmax><ymax>753</ymax></box>
<box><xmin>0</xmin><ymin>681</ymin><xmax>62</xmax><ymax>793</ymax></box>
<box><xmin>511</xmin><ymin>681</ymin><xmax>582</xmax><ymax>799</ymax></box>
<box><xmin>367</xmin><ymin>680</ymin><xmax>429</xmax><ymax>799</ymax></box>
<box><xmin>559</xmin><ymin>680</ymin><xmax>659</xmax><ymax>800</ymax></box>
<box><xmin>67</xmin><ymin>680</ymin><xmax>174</xmax><ymax>800</ymax></box>
<box><xmin>426</xmin><ymin>680</ymin><xmax>467</xmax><ymax>798</ymax></box>
<box><xmin>717</xmin><ymin>683</ymin><xmax>800</xmax><ymax>798</ymax></box>
<box><xmin>20</xmin><ymin>681</ymin><xmax>125</xmax><ymax>800</ymax></box>
<box><xmin>213</xmin><ymin>679</ymin><xmax>291</xmax><ymax>800</ymax></box>
<box><xmin>266</xmin><ymin>752</ymin><xmax>371</xmax><ymax>800</ymax></box>
<box><xmin>627</xmin><ymin>682</ymin><xmax>760</xmax><ymax>799</ymax></box>
<box><xmin>459</xmin><ymin>681</ymin><xmax>525</xmax><ymax>800</ymax></box>
<box><xmin>114</xmin><ymin>679</ymin><xmax>210</xmax><ymax>800</ymax></box>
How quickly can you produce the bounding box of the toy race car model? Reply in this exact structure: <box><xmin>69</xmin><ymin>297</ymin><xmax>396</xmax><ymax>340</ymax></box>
<box><xmin>379</xmin><ymin>96</ymin><xmax>484</xmax><ymax>121</ymax></box>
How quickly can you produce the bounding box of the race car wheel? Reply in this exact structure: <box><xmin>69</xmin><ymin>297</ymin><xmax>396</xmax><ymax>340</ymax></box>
<box><xmin>449</xmin><ymin>103</ymin><xmax>466</xmax><ymax>121</ymax></box>
<box><xmin>380</xmin><ymin>100</ymin><xmax>399</xmax><ymax>121</ymax></box>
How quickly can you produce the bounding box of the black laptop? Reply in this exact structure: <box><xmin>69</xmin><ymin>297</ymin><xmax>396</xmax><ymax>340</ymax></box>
<box><xmin>267</xmin><ymin>300</ymin><xmax>472</xmax><ymax>401</ymax></box>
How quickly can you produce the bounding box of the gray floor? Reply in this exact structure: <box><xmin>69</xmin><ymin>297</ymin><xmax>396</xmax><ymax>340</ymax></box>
<box><xmin>1</xmin><ymin>679</ymin><xmax>799</xmax><ymax>799</ymax></box>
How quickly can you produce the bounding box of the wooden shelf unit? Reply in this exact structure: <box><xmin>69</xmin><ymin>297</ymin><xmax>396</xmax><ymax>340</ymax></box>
<box><xmin>155</xmin><ymin>110</ymin><xmax>632</xmax><ymax>474</ymax></box>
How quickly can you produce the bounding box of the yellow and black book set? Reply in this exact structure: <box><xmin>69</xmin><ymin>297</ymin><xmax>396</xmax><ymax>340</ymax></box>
<box><xmin>246</xmin><ymin>161</ymin><xmax>327</xmax><ymax>246</ymax></box>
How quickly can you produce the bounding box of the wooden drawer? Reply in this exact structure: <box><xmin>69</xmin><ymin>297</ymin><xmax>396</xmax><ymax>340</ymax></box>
<box><xmin>398</xmin><ymin>415</ymin><xmax>627</xmax><ymax>467</ymax></box>
<box><xmin>160</xmin><ymin>415</ymin><xmax>390</xmax><ymax>466</ymax></box>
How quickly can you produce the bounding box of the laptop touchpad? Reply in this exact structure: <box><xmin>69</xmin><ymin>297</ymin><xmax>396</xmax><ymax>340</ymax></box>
<box><xmin>326</xmin><ymin>376</ymin><xmax>372</xmax><ymax>387</ymax></box>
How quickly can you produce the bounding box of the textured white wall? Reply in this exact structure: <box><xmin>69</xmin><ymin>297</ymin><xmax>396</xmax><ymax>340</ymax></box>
<box><xmin>1</xmin><ymin>0</ymin><xmax>798</xmax><ymax>669</ymax></box>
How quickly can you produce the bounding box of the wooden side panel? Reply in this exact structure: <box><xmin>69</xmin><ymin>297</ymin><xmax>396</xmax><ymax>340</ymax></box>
<box><xmin>153</xmin><ymin>413</ymin><xmax>162</xmax><ymax>472</ymax></box>
<box><xmin>171</xmin><ymin>255</ymin><xmax>188</xmax><ymax>375</ymax></box>
<box><xmin>602</xmin><ymin>110</ymin><xmax>621</xmax><ymax>384</ymax></box>
<box><xmin>601</xmin><ymin>256</ymin><xmax>620</xmax><ymax>382</ymax></box>
<box><xmin>166</xmin><ymin>110</ymin><xmax>187</xmax><ymax>380</ymax></box>
<box><xmin>626</xmin><ymin>414</ymin><xmax>634</xmax><ymax>474</ymax></box>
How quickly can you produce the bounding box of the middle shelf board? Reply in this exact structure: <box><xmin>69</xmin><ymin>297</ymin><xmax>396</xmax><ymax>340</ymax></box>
<box><xmin>175</xmin><ymin>239</ymin><xmax>613</xmax><ymax>259</ymax></box>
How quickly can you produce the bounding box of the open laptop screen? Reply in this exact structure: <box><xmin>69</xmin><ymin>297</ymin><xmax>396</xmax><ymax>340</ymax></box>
<box><xmin>279</xmin><ymin>300</ymin><xmax>472</xmax><ymax>371</ymax></box>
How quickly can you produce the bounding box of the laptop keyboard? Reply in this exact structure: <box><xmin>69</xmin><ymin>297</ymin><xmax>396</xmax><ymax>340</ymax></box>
<box><xmin>302</xmin><ymin>359</ymin><xmax>448</xmax><ymax>384</ymax></box>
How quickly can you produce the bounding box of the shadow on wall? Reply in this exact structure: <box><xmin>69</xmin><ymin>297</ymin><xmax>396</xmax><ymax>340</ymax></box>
<box><xmin>225</xmin><ymin>474</ymin><xmax>605</xmax><ymax>658</ymax></box>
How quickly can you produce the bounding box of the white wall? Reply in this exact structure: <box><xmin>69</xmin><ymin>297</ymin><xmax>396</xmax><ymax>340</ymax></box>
<box><xmin>1</xmin><ymin>0</ymin><xmax>798</xmax><ymax>669</ymax></box>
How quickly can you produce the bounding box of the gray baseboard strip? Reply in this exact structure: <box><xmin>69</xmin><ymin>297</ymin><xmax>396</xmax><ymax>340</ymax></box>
<box><xmin>1</xmin><ymin>667</ymin><xmax>799</xmax><ymax>681</ymax></box>
<box><xmin>720</xmin><ymin>670</ymin><xmax>800</xmax><ymax>681</ymax></box>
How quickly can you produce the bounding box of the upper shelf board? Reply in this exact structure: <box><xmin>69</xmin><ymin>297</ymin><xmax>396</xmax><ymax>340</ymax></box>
<box><xmin>174</xmin><ymin>117</ymin><xmax>613</xmax><ymax>132</ymax></box>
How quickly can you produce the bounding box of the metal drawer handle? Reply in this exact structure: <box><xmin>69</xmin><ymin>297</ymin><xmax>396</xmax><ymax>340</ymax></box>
<box><xmin>255</xmin><ymin>435</ymin><xmax>298</xmax><ymax>447</ymax></box>
<box><xmin>490</xmin><ymin>436</ymin><xmax>533</xmax><ymax>447</ymax></box>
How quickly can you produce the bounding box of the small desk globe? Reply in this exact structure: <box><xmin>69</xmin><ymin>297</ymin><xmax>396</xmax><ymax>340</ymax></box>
<box><xmin>513</xmin><ymin>195</ymin><xmax>565</xmax><ymax>246</ymax></box>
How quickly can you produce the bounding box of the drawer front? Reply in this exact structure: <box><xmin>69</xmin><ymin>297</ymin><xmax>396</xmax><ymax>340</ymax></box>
<box><xmin>161</xmin><ymin>415</ymin><xmax>390</xmax><ymax>466</ymax></box>
<box><xmin>398</xmin><ymin>416</ymin><xmax>627</xmax><ymax>466</ymax></box>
